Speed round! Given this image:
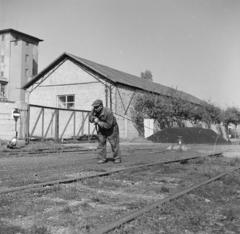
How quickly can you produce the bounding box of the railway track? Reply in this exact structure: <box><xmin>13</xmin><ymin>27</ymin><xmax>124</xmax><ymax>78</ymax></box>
<box><xmin>0</xmin><ymin>144</ymin><xmax>166</xmax><ymax>157</ymax></box>
<box><xmin>0</xmin><ymin>145</ymin><xmax>96</xmax><ymax>157</ymax></box>
<box><xmin>1</xmin><ymin>150</ymin><xmax>239</xmax><ymax>233</ymax></box>
<box><xmin>0</xmin><ymin>151</ymin><xmax>222</xmax><ymax>195</ymax></box>
<box><xmin>92</xmin><ymin>165</ymin><xmax>240</xmax><ymax>234</ymax></box>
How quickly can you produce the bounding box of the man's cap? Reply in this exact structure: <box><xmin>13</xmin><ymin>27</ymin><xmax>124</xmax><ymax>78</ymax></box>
<box><xmin>92</xmin><ymin>99</ymin><xmax>103</xmax><ymax>107</ymax></box>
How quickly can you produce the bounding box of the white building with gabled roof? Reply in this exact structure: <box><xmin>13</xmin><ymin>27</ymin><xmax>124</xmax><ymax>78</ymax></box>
<box><xmin>22</xmin><ymin>52</ymin><xmax>203</xmax><ymax>140</ymax></box>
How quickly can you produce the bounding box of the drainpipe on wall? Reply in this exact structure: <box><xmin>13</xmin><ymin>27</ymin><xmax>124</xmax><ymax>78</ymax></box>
<box><xmin>105</xmin><ymin>85</ymin><xmax>108</xmax><ymax>108</ymax></box>
<box><xmin>109</xmin><ymin>85</ymin><xmax>112</xmax><ymax>111</ymax></box>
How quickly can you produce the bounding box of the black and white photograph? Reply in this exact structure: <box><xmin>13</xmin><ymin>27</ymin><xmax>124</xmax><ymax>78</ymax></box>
<box><xmin>0</xmin><ymin>0</ymin><xmax>240</xmax><ymax>233</ymax></box>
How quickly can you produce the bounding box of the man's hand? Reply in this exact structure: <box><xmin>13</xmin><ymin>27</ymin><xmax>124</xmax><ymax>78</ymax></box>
<box><xmin>94</xmin><ymin>117</ymin><xmax>99</xmax><ymax>124</ymax></box>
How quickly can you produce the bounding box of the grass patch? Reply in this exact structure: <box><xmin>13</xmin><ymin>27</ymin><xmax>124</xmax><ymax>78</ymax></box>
<box><xmin>0</xmin><ymin>221</ymin><xmax>26</xmax><ymax>234</ymax></box>
<box><xmin>29</xmin><ymin>224</ymin><xmax>51</xmax><ymax>234</ymax></box>
<box><xmin>55</xmin><ymin>185</ymin><xmax>80</xmax><ymax>200</ymax></box>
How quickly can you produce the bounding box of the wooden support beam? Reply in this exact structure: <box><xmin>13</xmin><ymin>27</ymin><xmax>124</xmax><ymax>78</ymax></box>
<box><xmin>77</xmin><ymin>112</ymin><xmax>89</xmax><ymax>138</ymax></box>
<box><xmin>73</xmin><ymin>111</ymin><xmax>76</xmax><ymax>141</ymax></box>
<box><xmin>110</xmin><ymin>85</ymin><xmax>113</xmax><ymax>111</ymax></box>
<box><xmin>116</xmin><ymin>86</ymin><xmax>126</xmax><ymax>113</ymax></box>
<box><xmin>30</xmin><ymin>108</ymin><xmax>43</xmax><ymax>139</ymax></box>
<box><xmin>105</xmin><ymin>85</ymin><xmax>108</xmax><ymax>107</ymax></box>
<box><xmin>41</xmin><ymin>108</ymin><xmax>44</xmax><ymax>142</ymax></box>
<box><xmin>26</xmin><ymin>104</ymin><xmax>30</xmax><ymax>144</ymax></box>
<box><xmin>55</xmin><ymin>109</ymin><xmax>59</xmax><ymax>141</ymax></box>
<box><xmin>59</xmin><ymin>111</ymin><xmax>74</xmax><ymax>140</ymax></box>
<box><xmin>44</xmin><ymin>110</ymin><xmax>56</xmax><ymax>140</ymax></box>
<box><xmin>124</xmin><ymin>90</ymin><xmax>136</xmax><ymax>115</ymax></box>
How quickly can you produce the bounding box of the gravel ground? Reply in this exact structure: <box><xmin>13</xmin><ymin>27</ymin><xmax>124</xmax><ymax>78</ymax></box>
<box><xmin>0</xmin><ymin>140</ymin><xmax>239</xmax><ymax>190</ymax></box>
<box><xmin>0</xmin><ymin>142</ymin><xmax>203</xmax><ymax>189</ymax></box>
<box><xmin>0</xmin><ymin>140</ymin><xmax>240</xmax><ymax>234</ymax></box>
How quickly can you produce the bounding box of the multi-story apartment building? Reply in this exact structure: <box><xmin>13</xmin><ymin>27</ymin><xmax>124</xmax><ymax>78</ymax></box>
<box><xmin>0</xmin><ymin>29</ymin><xmax>43</xmax><ymax>102</ymax></box>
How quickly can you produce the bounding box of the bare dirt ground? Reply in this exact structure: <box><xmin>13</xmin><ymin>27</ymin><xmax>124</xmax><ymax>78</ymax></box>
<box><xmin>0</xmin><ymin>139</ymin><xmax>239</xmax><ymax>189</ymax></box>
<box><xmin>0</xmin><ymin>139</ymin><xmax>240</xmax><ymax>233</ymax></box>
<box><xmin>0</xmin><ymin>141</ymin><xmax>202</xmax><ymax>188</ymax></box>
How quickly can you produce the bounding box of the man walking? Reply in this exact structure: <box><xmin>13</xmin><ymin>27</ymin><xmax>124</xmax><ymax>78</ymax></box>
<box><xmin>89</xmin><ymin>99</ymin><xmax>121</xmax><ymax>164</ymax></box>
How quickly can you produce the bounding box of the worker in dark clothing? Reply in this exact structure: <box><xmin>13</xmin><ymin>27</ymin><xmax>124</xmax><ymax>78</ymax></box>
<box><xmin>89</xmin><ymin>99</ymin><xmax>121</xmax><ymax>164</ymax></box>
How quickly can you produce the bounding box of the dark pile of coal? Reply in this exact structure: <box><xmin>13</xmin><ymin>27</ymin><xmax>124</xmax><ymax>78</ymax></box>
<box><xmin>147</xmin><ymin>127</ymin><xmax>229</xmax><ymax>145</ymax></box>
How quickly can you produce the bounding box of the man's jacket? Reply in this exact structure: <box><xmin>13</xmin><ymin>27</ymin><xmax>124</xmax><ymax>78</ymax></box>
<box><xmin>89</xmin><ymin>107</ymin><xmax>117</xmax><ymax>130</ymax></box>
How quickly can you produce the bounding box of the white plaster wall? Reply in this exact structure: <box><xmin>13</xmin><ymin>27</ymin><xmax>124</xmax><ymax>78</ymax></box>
<box><xmin>27</xmin><ymin>60</ymin><xmax>106</xmax><ymax>139</ymax></box>
<box><xmin>0</xmin><ymin>102</ymin><xmax>18</xmax><ymax>140</ymax></box>
<box><xmin>114</xmin><ymin>85</ymin><xmax>139</xmax><ymax>139</ymax></box>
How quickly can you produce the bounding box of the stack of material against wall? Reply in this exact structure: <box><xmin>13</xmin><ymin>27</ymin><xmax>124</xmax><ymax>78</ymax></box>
<box><xmin>147</xmin><ymin>128</ymin><xmax>229</xmax><ymax>145</ymax></box>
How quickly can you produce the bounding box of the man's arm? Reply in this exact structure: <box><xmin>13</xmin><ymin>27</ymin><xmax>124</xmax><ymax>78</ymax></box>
<box><xmin>97</xmin><ymin>111</ymin><xmax>114</xmax><ymax>129</ymax></box>
<box><xmin>88</xmin><ymin>108</ymin><xmax>96</xmax><ymax>123</ymax></box>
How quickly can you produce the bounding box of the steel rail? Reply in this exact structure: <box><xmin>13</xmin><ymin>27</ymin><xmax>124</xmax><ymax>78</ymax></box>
<box><xmin>0</xmin><ymin>152</ymin><xmax>221</xmax><ymax>195</ymax></box>
<box><xmin>91</xmin><ymin>165</ymin><xmax>240</xmax><ymax>234</ymax></box>
<box><xmin>0</xmin><ymin>147</ymin><xmax>167</xmax><ymax>157</ymax></box>
<box><xmin>0</xmin><ymin>150</ymin><xmax>93</xmax><ymax>157</ymax></box>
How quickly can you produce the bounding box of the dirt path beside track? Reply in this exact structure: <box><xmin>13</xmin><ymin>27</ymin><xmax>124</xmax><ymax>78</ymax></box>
<box><xmin>0</xmin><ymin>141</ymin><xmax>239</xmax><ymax>190</ymax></box>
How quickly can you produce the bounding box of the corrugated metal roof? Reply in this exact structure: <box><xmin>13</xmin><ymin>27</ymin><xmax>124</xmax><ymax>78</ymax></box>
<box><xmin>23</xmin><ymin>52</ymin><xmax>203</xmax><ymax>105</ymax></box>
<box><xmin>67</xmin><ymin>53</ymin><xmax>202</xmax><ymax>105</ymax></box>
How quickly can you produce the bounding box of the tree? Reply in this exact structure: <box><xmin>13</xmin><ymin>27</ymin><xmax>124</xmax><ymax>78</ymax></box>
<box><xmin>130</xmin><ymin>89</ymin><xmax>195</xmax><ymax>134</ymax></box>
<box><xmin>221</xmin><ymin>106</ymin><xmax>240</xmax><ymax>138</ymax></box>
<box><xmin>140</xmin><ymin>69</ymin><xmax>153</xmax><ymax>81</ymax></box>
<box><xmin>193</xmin><ymin>101</ymin><xmax>222</xmax><ymax>128</ymax></box>
<box><xmin>130</xmin><ymin>89</ymin><xmax>225</xmax><ymax>137</ymax></box>
<box><xmin>222</xmin><ymin>107</ymin><xmax>240</xmax><ymax>126</ymax></box>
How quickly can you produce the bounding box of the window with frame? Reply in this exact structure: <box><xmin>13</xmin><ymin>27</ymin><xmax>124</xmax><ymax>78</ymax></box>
<box><xmin>57</xmin><ymin>95</ymin><xmax>75</xmax><ymax>109</ymax></box>
<box><xmin>1</xmin><ymin>55</ymin><xmax>4</xmax><ymax>63</ymax></box>
<box><xmin>1</xmin><ymin>71</ymin><xmax>4</xmax><ymax>77</ymax></box>
<box><xmin>2</xmin><ymin>35</ymin><xmax>4</xmax><ymax>41</ymax></box>
<box><xmin>0</xmin><ymin>82</ymin><xmax>6</xmax><ymax>97</ymax></box>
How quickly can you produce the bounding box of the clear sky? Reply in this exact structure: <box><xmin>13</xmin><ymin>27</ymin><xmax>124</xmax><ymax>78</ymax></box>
<box><xmin>1</xmin><ymin>0</ymin><xmax>240</xmax><ymax>109</ymax></box>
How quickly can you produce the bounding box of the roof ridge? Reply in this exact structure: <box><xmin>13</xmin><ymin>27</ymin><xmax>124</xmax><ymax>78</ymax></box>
<box><xmin>24</xmin><ymin>52</ymin><xmax>203</xmax><ymax>105</ymax></box>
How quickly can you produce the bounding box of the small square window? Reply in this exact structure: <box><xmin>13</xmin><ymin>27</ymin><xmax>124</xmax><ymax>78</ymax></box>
<box><xmin>14</xmin><ymin>41</ymin><xmax>18</xmax><ymax>46</ymax></box>
<box><xmin>57</xmin><ymin>95</ymin><xmax>75</xmax><ymax>109</ymax></box>
<box><xmin>26</xmin><ymin>42</ymin><xmax>29</xmax><ymax>46</ymax></box>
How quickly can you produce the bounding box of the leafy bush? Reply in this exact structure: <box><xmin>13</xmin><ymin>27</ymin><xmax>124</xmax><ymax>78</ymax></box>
<box><xmin>130</xmin><ymin>89</ymin><xmax>224</xmax><ymax>135</ymax></box>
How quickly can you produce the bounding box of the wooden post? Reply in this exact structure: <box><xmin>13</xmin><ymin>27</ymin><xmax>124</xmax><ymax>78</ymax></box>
<box><xmin>88</xmin><ymin>118</ymin><xmax>90</xmax><ymax>141</ymax></box>
<box><xmin>26</xmin><ymin>104</ymin><xmax>30</xmax><ymax>144</ymax></box>
<box><xmin>41</xmin><ymin>108</ymin><xmax>44</xmax><ymax>142</ymax></box>
<box><xmin>73</xmin><ymin>111</ymin><xmax>76</xmax><ymax>142</ymax></box>
<box><xmin>55</xmin><ymin>109</ymin><xmax>59</xmax><ymax>142</ymax></box>
<box><xmin>82</xmin><ymin>112</ymin><xmax>84</xmax><ymax>135</ymax></box>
